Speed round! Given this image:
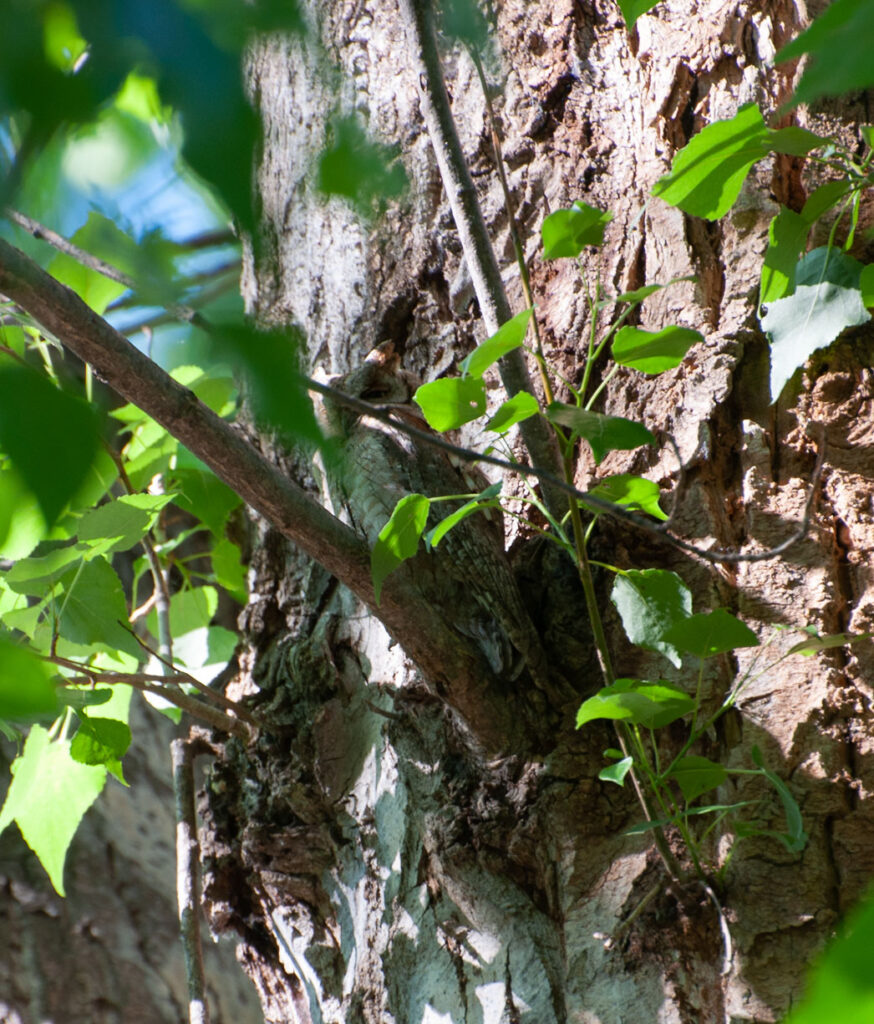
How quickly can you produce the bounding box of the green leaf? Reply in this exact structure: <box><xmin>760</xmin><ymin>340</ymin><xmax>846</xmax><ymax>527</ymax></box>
<box><xmin>172</xmin><ymin>624</ymin><xmax>237</xmax><ymax>679</ymax></box>
<box><xmin>545</xmin><ymin>404</ymin><xmax>654</xmax><ymax>463</ymax></box>
<box><xmin>611</xmin><ymin>325</ymin><xmax>701</xmax><ymax>374</ymax></box>
<box><xmin>611</xmin><ymin>569</ymin><xmax>693</xmax><ymax>667</ymax></box>
<box><xmin>49</xmin><ymin>248</ymin><xmax>126</xmax><ymax>316</ymax></box>
<box><xmin>76</xmin><ymin>493</ymin><xmax>173</xmax><ymax>556</ymax></box>
<box><xmin>168</xmin><ymin>461</ymin><xmax>241</xmax><ymax>536</ymax></box>
<box><xmin>751</xmin><ymin>746</ymin><xmax>807</xmax><ymax>853</ymax></box>
<box><xmin>783</xmin><ymin>890</ymin><xmax>874</xmax><ymax>1024</ymax></box>
<box><xmin>577</xmin><ymin>678</ymin><xmax>695</xmax><ymax>729</ymax></box>
<box><xmin>425</xmin><ymin>483</ymin><xmax>502</xmax><ymax>548</ymax></box>
<box><xmin>623</xmin><ymin>818</ymin><xmax>672</xmax><ymax>836</ymax></box>
<box><xmin>541</xmin><ymin>201</ymin><xmax>613</xmax><ymax>259</ymax></box>
<box><xmin>459</xmin><ymin>310</ymin><xmax>533</xmax><ymax>378</ymax></box>
<box><xmin>5</xmin><ymin>545</ymin><xmax>84</xmax><ymax>594</ymax></box>
<box><xmin>802</xmin><ymin>180</ymin><xmax>853</xmax><ymax>223</ymax></box>
<box><xmin>0</xmin><ymin>465</ymin><xmax>48</xmax><ymax>559</ymax></box>
<box><xmin>211</xmin><ymin>537</ymin><xmax>247</xmax><ymax>603</ymax></box>
<box><xmin>766</xmin><ymin>125</ymin><xmax>828</xmax><ymax>157</ymax></box>
<box><xmin>777</xmin><ymin>0</ymin><xmax>874</xmax><ymax>107</ymax></box>
<box><xmin>860</xmin><ymin>265</ymin><xmax>874</xmax><ymax>309</ymax></box>
<box><xmin>0</xmin><ymin>366</ymin><xmax>100</xmax><ymax>528</ymax></box>
<box><xmin>598</xmin><ymin>756</ymin><xmax>634</xmax><ymax>786</ymax></box>
<box><xmin>583</xmin><ymin>474</ymin><xmax>667</xmax><ymax>520</ymax></box>
<box><xmin>616</xmin><ymin>0</ymin><xmax>660</xmax><ymax>30</ymax></box>
<box><xmin>439</xmin><ymin>0</ymin><xmax>490</xmax><ymax>49</ymax></box>
<box><xmin>796</xmin><ymin>247</ymin><xmax>864</xmax><ymax>290</ymax></box>
<box><xmin>371</xmin><ymin>494</ymin><xmax>430</xmax><ymax>603</ymax></box>
<box><xmin>0</xmin><ymin>637</ymin><xmax>58</xmax><ymax>719</ymax></box>
<box><xmin>58</xmin><ymin>688</ymin><xmax>114</xmax><ymax>712</ymax></box>
<box><xmin>759</xmin><ymin>207</ymin><xmax>810</xmax><ymax>305</ymax></box>
<box><xmin>414</xmin><ymin>377</ymin><xmax>487</xmax><ymax>431</ymax></box>
<box><xmin>147</xmin><ymin>586</ymin><xmax>218</xmax><ymax>640</ymax></box>
<box><xmin>788</xmin><ymin>630</ymin><xmax>874</xmax><ymax>657</ymax></box>
<box><xmin>70</xmin><ymin>715</ymin><xmax>132</xmax><ymax>781</ymax></box>
<box><xmin>57</xmin><ymin>557</ymin><xmax>141</xmax><ymax>659</ymax></box>
<box><xmin>661</xmin><ymin>608</ymin><xmax>759</xmax><ymax>658</ymax></box>
<box><xmin>0</xmin><ymin>725</ymin><xmax>107</xmax><ymax>895</ymax></box>
<box><xmin>213</xmin><ymin>326</ymin><xmax>321</xmax><ymax>446</ymax></box>
<box><xmin>669</xmin><ymin>755</ymin><xmax>727</xmax><ymax>802</ymax></box>
<box><xmin>762</xmin><ymin>282</ymin><xmax>870</xmax><ymax>401</ymax></box>
<box><xmin>652</xmin><ymin>103</ymin><xmax>771</xmax><ymax>220</ymax></box>
<box><xmin>317</xmin><ymin>114</ymin><xmax>406</xmax><ymax>211</ymax></box>
<box><xmin>486</xmin><ymin>391</ymin><xmax>540</xmax><ymax>434</ymax></box>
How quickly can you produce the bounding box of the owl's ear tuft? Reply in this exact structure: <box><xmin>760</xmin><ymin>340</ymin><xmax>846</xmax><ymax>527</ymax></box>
<box><xmin>364</xmin><ymin>341</ymin><xmax>400</xmax><ymax>373</ymax></box>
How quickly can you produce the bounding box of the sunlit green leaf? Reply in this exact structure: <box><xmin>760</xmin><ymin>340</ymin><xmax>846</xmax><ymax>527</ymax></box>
<box><xmin>611</xmin><ymin>569</ymin><xmax>693</xmax><ymax>667</ymax></box>
<box><xmin>759</xmin><ymin>206</ymin><xmax>810</xmax><ymax>305</ymax></box>
<box><xmin>652</xmin><ymin>104</ymin><xmax>770</xmax><ymax>219</ymax></box>
<box><xmin>788</xmin><ymin>630</ymin><xmax>874</xmax><ymax>657</ymax></box>
<box><xmin>146</xmin><ymin>586</ymin><xmax>218</xmax><ymax>640</ymax></box>
<box><xmin>762</xmin><ymin>279</ymin><xmax>869</xmax><ymax>401</ymax></box>
<box><xmin>0</xmin><ymin>725</ymin><xmax>107</xmax><ymax>895</ymax></box>
<box><xmin>612</xmin><ymin>325</ymin><xmax>701</xmax><ymax>374</ymax></box>
<box><xmin>70</xmin><ymin>715</ymin><xmax>131</xmax><ymax>786</ymax></box>
<box><xmin>598</xmin><ymin>755</ymin><xmax>634</xmax><ymax>786</ymax></box>
<box><xmin>0</xmin><ymin>637</ymin><xmax>58</xmax><ymax>719</ymax></box>
<box><xmin>57</xmin><ymin>557</ymin><xmax>141</xmax><ymax>658</ymax></box>
<box><xmin>0</xmin><ymin>366</ymin><xmax>100</xmax><ymax>528</ymax></box>
<box><xmin>584</xmin><ymin>474</ymin><xmax>667</xmax><ymax>520</ymax></box>
<box><xmin>169</xmin><ymin>458</ymin><xmax>241</xmax><ymax>536</ymax></box>
<box><xmin>42</xmin><ymin>2</ymin><xmax>87</xmax><ymax>71</ymax></box>
<box><xmin>371</xmin><ymin>494</ymin><xmax>430</xmax><ymax>603</ymax></box>
<box><xmin>661</xmin><ymin>608</ymin><xmax>759</xmax><ymax>658</ymax></box>
<box><xmin>860</xmin><ymin>266</ymin><xmax>874</xmax><ymax>309</ymax></box>
<box><xmin>802</xmin><ymin>180</ymin><xmax>853</xmax><ymax>223</ymax></box>
<box><xmin>542</xmin><ymin>201</ymin><xmax>612</xmax><ymax>259</ymax></box>
<box><xmin>76</xmin><ymin>493</ymin><xmax>173</xmax><ymax>557</ymax></box>
<box><xmin>486</xmin><ymin>390</ymin><xmax>540</xmax><ymax>434</ymax></box>
<box><xmin>4</xmin><ymin>545</ymin><xmax>83</xmax><ymax>594</ymax></box>
<box><xmin>545</xmin><ymin>403</ymin><xmax>654</xmax><ymax>463</ymax></box>
<box><xmin>459</xmin><ymin>310</ymin><xmax>532</xmax><ymax>378</ymax></box>
<box><xmin>211</xmin><ymin>537</ymin><xmax>247</xmax><ymax>604</ymax></box>
<box><xmin>576</xmin><ymin>678</ymin><xmax>695</xmax><ymax>729</ymax></box>
<box><xmin>616</xmin><ymin>0</ymin><xmax>660</xmax><ymax>29</ymax></box>
<box><xmin>414</xmin><ymin>377</ymin><xmax>487</xmax><ymax>431</ymax></box>
<box><xmin>0</xmin><ymin>464</ymin><xmax>48</xmax><ymax>559</ymax></box>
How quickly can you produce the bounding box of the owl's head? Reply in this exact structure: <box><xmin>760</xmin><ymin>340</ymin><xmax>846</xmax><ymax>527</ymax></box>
<box><xmin>321</xmin><ymin>344</ymin><xmax>423</xmax><ymax>436</ymax></box>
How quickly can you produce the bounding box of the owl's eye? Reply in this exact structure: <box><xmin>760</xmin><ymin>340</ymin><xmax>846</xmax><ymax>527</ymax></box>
<box><xmin>361</xmin><ymin>385</ymin><xmax>391</xmax><ymax>401</ymax></box>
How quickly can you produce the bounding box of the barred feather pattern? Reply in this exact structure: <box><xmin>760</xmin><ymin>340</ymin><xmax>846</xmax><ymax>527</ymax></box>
<box><xmin>321</xmin><ymin>354</ymin><xmax>550</xmax><ymax>688</ymax></box>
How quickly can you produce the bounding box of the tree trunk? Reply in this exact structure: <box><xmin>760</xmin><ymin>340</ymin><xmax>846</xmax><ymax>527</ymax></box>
<box><xmin>184</xmin><ymin>1</ymin><xmax>874</xmax><ymax>1022</ymax></box>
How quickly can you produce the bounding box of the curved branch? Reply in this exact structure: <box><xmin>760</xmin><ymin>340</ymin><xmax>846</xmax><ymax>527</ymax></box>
<box><xmin>0</xmin><ymin>237</ymin><xmax>524</xmax><ymax>752</ymax></box>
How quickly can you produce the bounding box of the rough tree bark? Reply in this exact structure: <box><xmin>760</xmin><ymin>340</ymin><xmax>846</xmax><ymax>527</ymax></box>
<box><xmin>4</xmin><ymin>1</ymin><xmax>874</xmax><ymax>1022</ymax></box>
<box><xmin>195</xmin><ymin>1</ymin><xmax>874</xmax><ymax>1021</ymax></box>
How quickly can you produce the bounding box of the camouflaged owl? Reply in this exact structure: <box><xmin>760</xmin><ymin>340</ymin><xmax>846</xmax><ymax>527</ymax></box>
<box><xmin>320</xmin><ymin>346</ymin><xmax>550</xmax><ymax>689</ymax></box>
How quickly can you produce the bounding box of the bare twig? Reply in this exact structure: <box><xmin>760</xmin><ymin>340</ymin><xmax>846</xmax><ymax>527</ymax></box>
<box><xmin>171</xmin><ymin>736</ymin><xmax>210</xmax><ymax>1024</ymax></box>
<box><xmin>4</xmin><ymin>208</ymin><xmax>225</xmax><ymax>334</ymax></box>
<box><xmin>123</xmin><ymin>630</ymin><xmax>263</xmax><ymax>731</ymax></box>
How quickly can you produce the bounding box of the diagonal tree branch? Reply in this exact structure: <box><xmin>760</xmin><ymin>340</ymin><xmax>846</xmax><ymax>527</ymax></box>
<box><xmin>0</xmin><ymin>236</ymin><xmax>524</xmax><ymax>751</ymax></box>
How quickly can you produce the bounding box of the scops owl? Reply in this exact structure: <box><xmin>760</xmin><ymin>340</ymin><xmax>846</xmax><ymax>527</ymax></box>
<box><xmin>320</xmin><ymin>346</ymin><xmax>550</xmax><ymax>691</ymax></box>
